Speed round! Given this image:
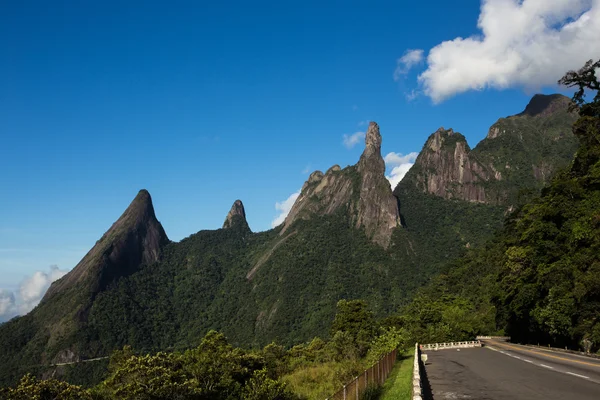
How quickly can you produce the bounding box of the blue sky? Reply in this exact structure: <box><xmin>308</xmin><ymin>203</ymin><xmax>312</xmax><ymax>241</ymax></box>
<box><xmin>1</xmin><ymin>0</ymin><xmax>599</xmax><ymax>317</ymax></box>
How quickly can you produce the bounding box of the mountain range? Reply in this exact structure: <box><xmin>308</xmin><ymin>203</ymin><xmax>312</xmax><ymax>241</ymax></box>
<box><xmin>0</xmin><ymin>93</ymin><xmax>580</xmax><ymax>386</ymax></box>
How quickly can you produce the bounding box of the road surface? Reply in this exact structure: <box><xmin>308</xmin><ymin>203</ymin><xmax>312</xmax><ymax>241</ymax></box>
<box><xmin>422</xmin><ymin>340</ymin><xmax>600</xmax><ymax>399</ymax></box>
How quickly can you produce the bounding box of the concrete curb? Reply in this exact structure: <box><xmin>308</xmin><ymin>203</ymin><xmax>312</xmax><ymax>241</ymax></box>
<box><xmin>420</xmin><ymin>341</ymin><xmax>482</xmax><ymax>351</ymax></box>
<box><xmin>413</xmin><ymin>342</ymin><xmax>422</xmax><ymax>400</ymax></box>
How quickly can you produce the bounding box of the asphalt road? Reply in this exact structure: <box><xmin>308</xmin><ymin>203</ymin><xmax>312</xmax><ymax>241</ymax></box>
<box><xmin>422</xmin><ymin>341</ymin><xmax>600</xmax><ymax>400</ymax></box>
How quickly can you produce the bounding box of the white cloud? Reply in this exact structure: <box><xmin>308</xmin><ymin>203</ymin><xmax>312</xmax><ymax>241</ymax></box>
<box><xmin>394</xmin><ymin>49</ymin><xmax>424</xmax><ymax>81</ymax></box>
<box><xmin>0</xmin><ymin>265</ymin><xmax>68</xmax><ymax>321</ymax></box>
<box><xmin>384</xmin><ymin>151</ymin><xmax>419</xmax><ymax>189</ymax></box>
<box><xmin>412</xmin><ymin>0</ymin><xmax>600</xmax><ymax>103</ymax></box>
<box><xmin>0</xmin><ymin>290</ymin><xmax>15</xmax><ymax>320</ymax></box>
<box><xmin>405</xmin><ymin>89</ymin><xmax>420</xmax><ymax>102</ymax></box>
<box><xmin>271</xmin><ymin>190</ymin><xmax>301</xmax><ymax>228</ymax></box>
<box><xmin>343</xmin><ymin>131</ymin><xmax>365</xmax><ymax>149</ymax></box>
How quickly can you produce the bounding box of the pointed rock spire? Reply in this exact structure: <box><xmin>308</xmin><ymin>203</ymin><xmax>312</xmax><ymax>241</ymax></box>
<box><xmin>358</xmin><ymin>122</ymin><xmax>385</xmax><ymax>174</ymax></box>
<box><xmin>355</xmin><ymin>122</ymin><xmax>401</xmax><ymax>247</ymax></box>
<box><xmin>223</xmin><ymin>200</ymin><xmax>248</xmax><ymax>229</ymax></box>
<box><xmin>277</xmin><ymin>121</ymin><xmax>400</xmax><ymax>248</ymax></box>
<box><xmin>42</xmin><ymin>189</ymin><xmax>169</xmax><ymax>302</ymax></box>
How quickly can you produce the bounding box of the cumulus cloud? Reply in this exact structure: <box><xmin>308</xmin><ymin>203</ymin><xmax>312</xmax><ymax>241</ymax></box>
<box><xmin>384</xmin><ymin>151</ymin><xmax>419</xmax><ymax>189</ymax></box>
<box><xmin>394</xmin><ymin>49</ymin><xmax>425</xmax><ymax>81</ymax></box>
<box><xmin>407</xmin><ymin>0</ymin><xmax>600</xmax><ymax>103</ymax></box>
<box><xmin>343</xmin><ymin>131</ymin><xmax>366</xmax><ymax>149</ymax></box>
<box><xmin>271</xmin><ymin>190</ymin><xmax>300</xmax><ymax>228</ymax></box>
<box><xmin>0</xmin><ymin>265</ymin><xmax>68</xmax><ymax>321</ymax></box>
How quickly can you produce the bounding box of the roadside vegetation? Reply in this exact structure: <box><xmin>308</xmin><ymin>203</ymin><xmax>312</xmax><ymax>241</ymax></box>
<box><xmin>0</xmin><ymin>300</ymin><xmax>409</xmax><ymax>400</ymax></box>
<box><xmin>378</xmin><ymin>350</ymin><xmax>414</xmax><ymax>400</ymax></box>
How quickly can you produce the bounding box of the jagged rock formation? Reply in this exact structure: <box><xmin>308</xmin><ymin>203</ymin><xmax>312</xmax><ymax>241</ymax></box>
<box><xmin>222</xmin><ymin>200</ymin><xmax>248</xmax><ymax>229</ymax></box>
<box><xmin>281</xmin><ymin>122</ymin><xmax>400</xmax><ymax>248</ymax></box>
<box><xmin>43</xmin><ymin>189</ymin><xmax>169</xmax><ymax>302</ymax></box>
<box><xmin>356</xmin><ymin>123</ymin><xmax>403</xmax><ymax>245</ymax></box>
<box><xmin>403</xmin><ymin>127</ymin><xmax>491</xmax><ymax>203</ymax></box>
<box><xmin>397</xmin><ymin>94</ymin><xmax>579</xmax><ymax>205</ymax></box>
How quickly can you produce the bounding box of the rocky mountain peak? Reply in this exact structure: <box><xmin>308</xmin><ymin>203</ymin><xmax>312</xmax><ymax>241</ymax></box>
<box><xmin>363</xmin><ymin>122</ymin><xmax>382</xmax><ymax>154</ymax></box>
<box><xmin>518</xmin><ymin>93</ymin><xmax>572</xmax><ymax>118</ymax></box>
<box><xmin>358</xmin><ymin>122</ymin><xmax>385</xmax><ymax>175</ymax></box>
<box><xmin>281</xmin><ymin>122</ymin><xmax>400</xmax><ymax>248</ymax></box>
<box><xmin>398</xmin><ymin>128</ymin><xmax>489</xmax><ymax>203</ymax></box>
<box><xmin>42</xmin><ymin>189</ymin><xmax>169</xmax><ymax>302</ymax></box>
<box><xmin>223</xmin><ymin>200</ymin><xmax>248</xmax><ymax>229</ymax></box>
<box><xmin>426</xmin><ymin>127</ymin><xmax>457</xmax><ymax>151</ymax></box>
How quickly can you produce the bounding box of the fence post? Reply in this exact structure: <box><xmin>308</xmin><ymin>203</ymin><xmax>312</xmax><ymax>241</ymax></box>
<box><xmin>343</xmin><ymin>385</ymin><xmax>346</xmax><ymax>400</ymax></box>
<box><xmin>356</xmin><ymin>377</ymin><xmax>359</xmax><ymax>399</ymax></box>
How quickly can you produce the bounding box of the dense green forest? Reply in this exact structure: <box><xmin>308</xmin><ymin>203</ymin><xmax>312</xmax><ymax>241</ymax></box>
<box><xmin>397</xmin><ymin>59</ymin><xmax>600</xmax><ymax>351</ymax></box>
<box><xmin>0</xmin><ymin>300</ymin><xmax>407</xmax><ymax>400</ymax></box>
<box><xmin>0</xmin><ymin>61</ymin><xmax>595</xmax><ymax>398</ymax></box>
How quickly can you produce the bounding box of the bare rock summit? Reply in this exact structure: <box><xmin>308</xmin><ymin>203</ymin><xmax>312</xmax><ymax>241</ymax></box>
<box><xmin>281</xmin><ymin>122</ymin><xmax>400</xmax><ymax>248</ymax></box>
<box><xmin>223</xmin><ymin>200</ymin><xmax>249</xmax><ymax>230</ymax></box>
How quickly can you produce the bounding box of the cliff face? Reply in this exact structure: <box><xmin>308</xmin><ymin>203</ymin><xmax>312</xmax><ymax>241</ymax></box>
<box><xmin>281</xmin><ymin>122</ymin><xmax>400</xmax><ymax>248</ymax></box>
<box><xmin>43</xmin><ymin>189</ymin><xmax>169</xmax><ymax>302</ymax></box>
<box><xmin>397</xmin><ymin>94</ymin><xmax>579</xmax><ymax>205</ymax></box>
<box><xmin>401</xmin><ymin>127</ymin><xmax>491</xmax><ymax>203</ymax></box>
<box><xmin>355</xmin><ymin>123</ymin><xmax>403</xmax><ymax>246</ymax></box>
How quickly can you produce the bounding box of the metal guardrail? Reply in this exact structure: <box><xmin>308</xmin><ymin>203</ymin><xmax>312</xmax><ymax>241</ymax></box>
<box><xmin>325</xmin><ymin>349</ymin><xmax>397</xmax><ymax>400</ymax></box>
<box><xmin>420</xmin><ymin>341</ymin><xmax>482</xmax><ymax>350</ymax></box>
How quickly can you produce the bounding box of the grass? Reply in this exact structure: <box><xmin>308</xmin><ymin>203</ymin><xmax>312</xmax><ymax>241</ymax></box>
<box><xmin>378</xmin><ymin>350</ymin><xmax>414</xmax><ymax>400</ymax></box>
<box><xmin>283</xmin><ymin>361</ymin><xmax>357</xmax><ymax>400</ymax></box>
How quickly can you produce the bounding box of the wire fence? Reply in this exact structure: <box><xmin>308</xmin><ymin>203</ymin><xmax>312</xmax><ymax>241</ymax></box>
<box><xmin>326</xmin><ymin>349</ymin><xmax>397</xmax><ymax>400</ymax></box>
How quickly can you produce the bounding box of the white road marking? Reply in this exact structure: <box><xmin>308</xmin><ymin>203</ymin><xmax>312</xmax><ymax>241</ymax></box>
<box><xmin>484</xmin><ymin>344</ymin><xmax>598</xmax><ymax>384</ymax></box>
<box><xmin>565</xmin><ymin>372</ymin><xmax>590</xmax><ymax>379</ymax></box>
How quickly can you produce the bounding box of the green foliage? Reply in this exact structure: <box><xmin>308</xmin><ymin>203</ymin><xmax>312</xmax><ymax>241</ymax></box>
<box><xmin>559</xmin><ymin>59</ymin><xmax>600</xmax><ymax>118</ymax></box>
<box><xmin>241</xmin><ymin>368</ymin><xmax>296</xmax><ymax>400</ymax></box>
<box><xmin>378</xmin><ymin>351</ymin><xmax>413</xmax><ymax>400</ymax></box>
<box><xmin>330</xmin><ymin>300</ymin><xmax>378</xmax><ymax>359</ymax></box>
<box><xmin>0</xmin><ymin>374</ymin><xmax>92</xmax><ymax>400</ymax></box>
<box><xmin>0</xmin><ymin>69</ymin><xmax>583</xmax><ymax>390</ymax></box>
<box><xmin>365</xmin><ymin>328</ymin><xmax>408</xmax><ymax>366</ymax></box>
<box><xmin>92</xmin><ymin>330</ymin><xmax>298</xmax><ymax>400</ymax></box>
<box><xmin>394</xmin><ymin>60</ymin><xmax>600</xmax><ymax>351</ymax></box>
<box><xmin>359</xmin><ymin>384</ymin><xmax>382</xmax><ymax>400</ymax></box>
<box><xmin>98</xmin><ymin>352</ymin><xmax>202</xmax><ymax>400</ymax></box>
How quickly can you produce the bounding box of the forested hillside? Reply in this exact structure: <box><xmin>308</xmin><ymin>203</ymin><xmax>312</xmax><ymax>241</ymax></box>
<box><xmin>0</xmin><ymin>85</ymin><xmax>584</xmax><ymax>388</ymax></box>
<box><xmin>398</xmin><ymin>60</ymin><xmax>600</xmax><ymax>352</ymax></box>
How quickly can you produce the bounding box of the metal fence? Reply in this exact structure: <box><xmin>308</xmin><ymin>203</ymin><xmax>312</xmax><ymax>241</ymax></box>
<box><xmin>326</xmin><ymin>349</ymin><xmax>397</xmax><ymax>400</ymax></box>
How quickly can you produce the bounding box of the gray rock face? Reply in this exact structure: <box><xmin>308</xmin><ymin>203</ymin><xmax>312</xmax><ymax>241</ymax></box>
<box><xmin>408</xmin><ymin>127</ymin><xmax>491</xmax><ymax>203</ymax></box>
<box><xmin>356</xmin><ymin>122</ymin><xmax>402</xmax><ymax>247</ymax></box>
<box><xmin>223</xmin><ymin>200</ymin><xmax>247</xmax><ymax>229</ymax></box>
<box><xmin>281</xmin><ymin>122</ymin><xmax>400</xmax><ymax>248</ymax></box>
<box><xmin>397</xmin><ymin>93</ymin><xmax>577</xmax><ymax>205</ymax></box>
<box><xmin>43</xmin><ymin>189</ymin><xmax>169</xmax><ymax>302</ymax></box>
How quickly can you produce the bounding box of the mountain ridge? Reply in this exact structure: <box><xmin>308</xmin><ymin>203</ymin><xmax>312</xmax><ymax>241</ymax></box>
<box><xmin>396</xmin><ymin>93</ymin><xmax>579</xmax><ymax>205</ymax></box>
<box><xmin>281</xmin><ymin>122</ymin><xmax>400</xmax><ymax>248</ymax></box>
<box><xmin>0</xmin><ymin>92</ymin><xmax>581</xmax><ymax>387</ymax></box>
